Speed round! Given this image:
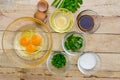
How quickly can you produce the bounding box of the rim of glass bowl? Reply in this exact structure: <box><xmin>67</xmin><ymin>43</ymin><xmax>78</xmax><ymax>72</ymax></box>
<box><xmin>49</xmin><ymin>8</ymin><xmax>74</xmax><ymax>33</ymax></box>
<box><xmin>62</xmin><ymin>31</ymin><xmax>86</xmax><ymax>56</ymax></box>
<box><xmin>46</xmin><ymin>51</ymin><xmax>70</xmax><ymax>75</ymax></box>
<box><xmin>2</xmin><ymin>17</ymin><xmax>53</xmax><ymax>68</ymax></box>
<box><xmin>76</xmin><ymin>9</ymin><xmax>101</xmax><ymax>34</ymax></box>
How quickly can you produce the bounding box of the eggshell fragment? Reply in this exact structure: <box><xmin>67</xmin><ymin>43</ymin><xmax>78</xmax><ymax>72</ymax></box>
<box><xmin>37</xmin><ymin>0</ymin><xmax>49</xmax><ymax>12</ymax></box>
<box><xmin>34</xmin><ymin>11</ymin><xmax>47</xmax><ymax>21</ymax></box>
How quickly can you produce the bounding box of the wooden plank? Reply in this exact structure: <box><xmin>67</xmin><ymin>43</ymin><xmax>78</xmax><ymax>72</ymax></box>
<box><xmin>18</xmin><ymin>72</ymin><xmax>120</xmax><ymax>80</ymax></box>
<box><xmin>0</xmin><ymin>0</ymin><xmax>120</xmax><ymax>33</ymax></box>
<box><xmin>0</xmin><ymin>67</ymin><xmax>120</xmax><ymax>80</ymax></box>
<box><xmin>0</xmin><ymin>13</ymin><xmax>120</xmax><ymax>34</ymax></box>
<box><xmin>0</xmin><ymin>68</ymin><xmax>22</xmax><ymax>80</ymax></box>
<box><xmin>0</xmin><ymin>0</ymin><xmax>120</xmax><ymax>16</ymax></box>
<box><xmin>71</xmin><ymin>16</ymin><xmax>120</xmax><ymax>34</ymax></box>
<box><xmin>20</xmin><ymin>69</ymin><xmax>120</xmax><ymax>78</ymax></box>
<box><xmin>0</xmin><ymin>53</ymin><xmax>120</xmax><ymax>73</ymax></box>
<box><xmin>0</xmin><ymin>32</ymin><xmax>120</xmax><ymax>52</ymax></box>
<box><xmin>0</xmin><ymin>75</ymin><xmax>20</xmax><ymax>80</ymax></box>
<box><xmin>0</xmin><ymin>66</ymin><xmax>119</xmax><ymax>80</ymax></box>
<box><xmin>0</xmin><ymin>53</ymin><xmax>120</xmax><ymax>76</ymax></box>
<box><xmin>18</xmin><ymin>53</ymin><xmax>120</xmax><ymax>79</ymax></box>
<box><xmin>52</xmin><ymin>33</ymin><xmax>120</xmax><ymax>52</ymax></box>
<box><xmin>80</xmin><ymin>0</ymin><xmax>120</xmax><ymax>16</ymax></box>
<box><xmin>94</xmin><ymin>16</ymin><xmax>120</xmax><ymax>34</ymax></box>
<box><xmin>0</xmin><ymin>51</ymin><xmax>17</xmax><ymax>67</ymax></box>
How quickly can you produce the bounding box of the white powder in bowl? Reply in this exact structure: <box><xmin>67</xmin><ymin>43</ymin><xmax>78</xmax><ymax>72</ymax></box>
<box><xmin>78</xmin><ymin>52</ymin><xmax>96</xmax><ymax>70</ymax></box>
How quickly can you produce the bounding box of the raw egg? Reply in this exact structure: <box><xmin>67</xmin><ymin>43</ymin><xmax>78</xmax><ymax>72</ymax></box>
<box><xmin>26</xmin><ymin>44</ymin><xmax>36</xmax><ymax>53</ymax></box>
<box><xmin>32</xmin><ymin>35</ymin><xmax>42</xmax><ymax>46</ymax></box>
<box><xmin>20</xmin><ymin>37</ymin><xmax>30</xmax><ymax>46</ymax></box>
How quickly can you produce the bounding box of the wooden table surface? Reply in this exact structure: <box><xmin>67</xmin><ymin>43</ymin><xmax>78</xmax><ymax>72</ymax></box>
<box><xmin>0</xmin><ymin>0</ymin><xmax>120</xmax><ymax>80</ymax></box>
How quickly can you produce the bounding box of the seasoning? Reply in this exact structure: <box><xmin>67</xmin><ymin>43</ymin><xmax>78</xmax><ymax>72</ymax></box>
<box><xmin>78</xmin><ymin>52</ymin><xmax>96</xmax><ymax>70</ymax></box>
<box><xmin>77</xmin><ymin>15</ymin><xmax>94</xmax><ymax>32</ymax></box>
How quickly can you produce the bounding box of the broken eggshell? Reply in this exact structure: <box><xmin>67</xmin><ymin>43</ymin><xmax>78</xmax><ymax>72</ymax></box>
<box><xmin>37</xmin><ymin>0</ymin><xmax>49</xmax><ymax>12</ymax></box>
<box><xmin>34</xmin><ymin>11</ymin><xmax>47</xmax><ymax>22</ymax></box>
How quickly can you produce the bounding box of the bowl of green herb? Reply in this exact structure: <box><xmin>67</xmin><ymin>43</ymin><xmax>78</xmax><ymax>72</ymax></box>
<box><xmin>46</xmin><ymin>51</ymin><xmax>70</xmax><ymax>75</ymax></box>
<box><xmin>62</xmin><ymin>31</ymin><xmax>86</xmax><ymax>56</ymax></box>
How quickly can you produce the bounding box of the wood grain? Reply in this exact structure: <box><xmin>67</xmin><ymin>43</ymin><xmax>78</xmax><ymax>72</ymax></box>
<box><xmin>0</xmin><ymin>32</ymin><xmax>120</xmax><ymax>52</ymax></box>
<box><xmin>0</xmin><ymin>13</ymin><xmax>120</xmax><ymax>33</ymax></box>
<box><xmin>52</xmin><ymin>33</ymin><xmax>120</xmax><ymax>52</ymax></box>
<box><xmin>0</xmin><ymin>51</ymin><xmax>120</xmax><ymax>79</ymax></box>
<box><xmin>0</xmin><ymin>0</ymin><xmax>120</xmax><ymax>80</ymax></box>
<box><xmin>1</xmin><ymin>51</ymin><xmax>120</xmax><ymax>71</ymax></box>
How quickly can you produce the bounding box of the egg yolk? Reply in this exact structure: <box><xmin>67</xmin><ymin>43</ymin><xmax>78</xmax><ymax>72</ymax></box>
<box><xmin>32</xmin><ymin>35</ymin><xmax>42</xmax><ymax>46</ymax></box>
<box><xmin>26</xmin><ymin>44</ymin><xmax>36</xmax><ymax>53</ymax></box>
<box><xmin>20</xmin><ymin>37</ymin><xmax>30</xmax><ymax>46</ymax></box>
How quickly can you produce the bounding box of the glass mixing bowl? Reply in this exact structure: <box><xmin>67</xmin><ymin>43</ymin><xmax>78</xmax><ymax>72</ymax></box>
<box><xmin>2</xmin><ymin>17</ymin><xmax>52</xmax><ymax>68</ymax></box>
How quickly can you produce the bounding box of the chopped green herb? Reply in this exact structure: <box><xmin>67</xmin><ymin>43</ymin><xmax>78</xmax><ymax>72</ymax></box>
<box><xmin>65</xmin><ymin>34</ymin><xmax>83</xmax><ymax>52</ymax></box>
<box><xmin>78</xmin><ymin>0</ymin><xmax>83</xmax><ymax>4</ymax></box>
<box><xmin>52</xmin><ymin>52</ymin><xmax>66</xmax><ymax>68</ymax></box>
<box><xmin>65</xmin><ymin>41</ymin><xmax>70</xmax><ymax>50</ymax></box>
<box><xmin>51</xmin><ymin>0</ymin><xmax>83</xmax><ymax>13</ymax></box>
<box><xmin>51</xmin><ymin>0</ymin><xmax>61</xmax><ymax>7</ymax></box>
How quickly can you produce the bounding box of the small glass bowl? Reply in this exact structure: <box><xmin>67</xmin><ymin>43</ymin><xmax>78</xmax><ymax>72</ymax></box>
<box><xmin>62</xmin><ymin>31</ymin><xmax>86</xmax><ymax>56</ymax></box>
<box><xmin>76</xmin><ymin>9</ymin><xmax>100</xmax><ymax>34</ymax></box>
<box><xmin>49</xmin><ymin>8</ymin><xmax>74</xmax><ymax>33</ymax></box>
<box><xmin>77</xmin><ymin>51</ymin><xmax>102</xmax><ymax>76</ymax></box>
<box><xmin>46</xmin><ymin>51</ymin><xmax>70</xmax><ymax>75</ymax></box>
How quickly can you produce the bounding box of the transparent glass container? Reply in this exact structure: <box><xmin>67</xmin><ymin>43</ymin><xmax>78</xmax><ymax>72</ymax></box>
<box><xmin>62</xmin><ymin>31</ymin><xmax>86</xmax><ymax>56</ymax></box>
<box><xmin>77</xmin><ymin>51</ymin><xmax>102</xmax><ymax>76</ymax></box>
<box><xmin>47</xmin><ymin>51</ymin><xmax>70</xmax><ymax>75</ymax></box>
<box><xmin>49</xmin><ymin>8</ymin><xmax>74</xmax><ymax>33</ymax></box>
<box><xmin>77</xmin><ymin>9</ymin><xmax>101</xmax><ymax>34</ymax></box>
